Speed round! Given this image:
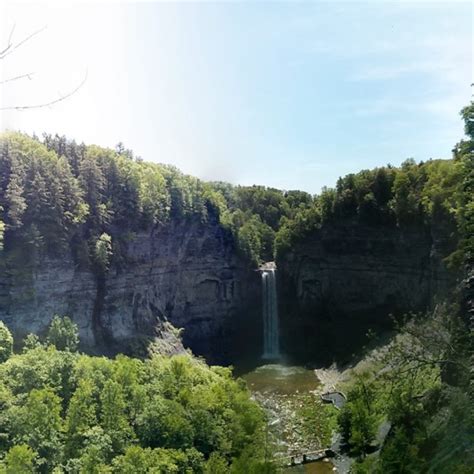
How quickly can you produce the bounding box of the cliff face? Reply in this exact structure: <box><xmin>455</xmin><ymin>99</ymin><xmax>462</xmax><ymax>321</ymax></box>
<box><xmin>0</xmin><ymin>218</ymin><xmax>260</xmax><ymax>363</ymax></box>
<box><xmin>277</xmin><ymin>220</ymin><xmax>454</xmax><ymax>362</ymax></box>
<box><xmin>0</xmin><ymin>215</ymin><xmax>457</xmax><ymax>365</ymax></box>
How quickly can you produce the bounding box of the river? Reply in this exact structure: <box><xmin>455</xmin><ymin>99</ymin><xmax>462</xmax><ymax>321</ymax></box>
<box><xmin>240</xmin><ymin>363</ymin><xmax>337</xmax><ymax>473</ymax></box>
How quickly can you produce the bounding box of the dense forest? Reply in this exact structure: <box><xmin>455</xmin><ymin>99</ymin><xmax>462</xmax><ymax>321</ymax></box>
<box><xmin>0</xmin><ymin>317</ymin><xmax>274</xmax><ymax>473</ymax></box>
<box><xmin>0</xmin><ymin>132</ymin><xmax>310</xmax><ymax>268</ymax></box>
<box><xmin>0</xmin><ymin>101</ymin><xmax>472</xmax><ymax>473</ymax></box>
<box><xmin>0</xmin><ymin>107</ymin><xmax>471</xmax><ymax>271</ymax></box>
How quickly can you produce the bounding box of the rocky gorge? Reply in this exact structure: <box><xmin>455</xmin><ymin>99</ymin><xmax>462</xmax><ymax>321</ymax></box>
<box><xmin>0</xmin><ymin>213</ymin><xmax>456</xmax><ymax>366</ymax></box>
<box><xmin>0</xmin><ymin>217</ymin><xmax>261</xmax><ymax>363</ymax></box>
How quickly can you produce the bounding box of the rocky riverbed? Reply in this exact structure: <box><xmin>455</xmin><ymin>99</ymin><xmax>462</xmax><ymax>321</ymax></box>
<box><xmin>241</xmin><ymin>364</ymin><xmax>338</xmax><ymax>460</ymax></box>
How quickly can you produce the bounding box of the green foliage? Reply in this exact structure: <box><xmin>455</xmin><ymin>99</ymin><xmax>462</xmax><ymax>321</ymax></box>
<box><xmin>229</xmin><ymin>444</ymin><xmax>277</xmax><ymax>474</ymax></box>
<box><xmin>276</xmin><ymin>102</ymin><xmax>474</xmax><ymax>268</ymax></box>
<box><xmin>0</xmin><ymin>332</ymin><xmax>268</xmax><ymax>472</ymax></box>
<box><xmin>13</xmin><ymin>388</ymin><xmax>63</xmax><ymax>471</ymax></box>
<box><xmin>2</xmin><ymin>444</ymin><xmax>37</xmax><ymax>474</ymax></box>
<box><xmin>452</xmin><ymin>102</ymin><xmax>474</xmax><ymax>266</ymax></box>
<box><xmin>275</xmin><ymin>157</ymin><xmax>469</xmax><ymax>261</ymax></box>
<box><xmin>46</xmin><ymin>315</ymin><xmax>79</xmax><ymax>352</ymax></box>
<box><xmin>461</xmin><ymin>101</ymin><xmax>474</xmax><ymax>139</ymax></box>
<box><xmin>136</xmin><ymin>397</ymin><xmax>194</xmax><ymax>450</ymax></box>
<box><xmin>338</xmin><ymin>305</ymin><xmax>473</xmax><ymax>472</ymax></box>
<box><xmin>235</xmin><ymin>215</ymin><xmax>268</xmax><ymax>265</ymax></box>
<box><xmin>338</xmin><ymin>374</ymin><xmax>378</xmax><ymax>456</ymax></box>
<box><xmin>204</xmin><ymin>452</ymin><xmax>229</xmax><ymax>473</ymax></box>
<box><xmin>94</xmin><ymin>233</ymin><xmax>113</xmax><ymax>273</ymax></box>
<box><xmin>111</xmin><ymin>445</ymin><xmax>204</xmax><ymax>473</ymax></box>
<box><xmin>22</xmin><ymin>333</ymin><xmax>41</xmax><ymax>352</ymax></box>
<box><xmin>0</xmin><ymin>344</ymin><xmax>77</xmax><ymax>400</ymax></box>
<box><xmin>64</xmin><ymin>380</ymin><xmax>98</xmax><ymax>458</ymax></box>
<box><xmin>0</xmin><ymin>322</ymin><xmax>13</xmax><ymax>363</ymax></box>
<box><xmin>1</xmin><ymin>132</ymin><xmax>312</xmax><ymax>268</ymax></box>
<box><xmin>99</xmin><ymin>380</ymin><xmax>133</xmax><ymax>455</ymax></box>
<box><xmin>1</xmin><ymin>103</ymin><xmax>473</xmax><ymax>269</ymax></box>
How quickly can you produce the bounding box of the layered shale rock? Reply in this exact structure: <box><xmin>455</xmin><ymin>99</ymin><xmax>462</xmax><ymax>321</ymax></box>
<box><xmin>277</xmin><ymin>220</ymin><xmax>455</xmax><ymax>362</ymax></box>
<box><xmin>0</xmin><ymin>218</ymin><xmax>260</xmax><ymax>362</ymax></box>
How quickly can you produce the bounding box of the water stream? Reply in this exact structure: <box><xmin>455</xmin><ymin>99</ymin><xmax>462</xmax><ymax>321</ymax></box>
<box><xmin>241</xmin><ymin>364</ymin><xmax>336</xmax><ymax>472</ymax></box>
<box><xmin>262</xmin><ymin>265</ymin><xmax>280</xmax><ymax>359</ymax></box>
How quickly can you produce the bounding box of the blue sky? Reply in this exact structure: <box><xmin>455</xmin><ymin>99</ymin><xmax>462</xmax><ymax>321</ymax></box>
<box><xmin>1</xmin><ymin>1</ymin><xmax>472</xmax><ymax>193</ymax></box>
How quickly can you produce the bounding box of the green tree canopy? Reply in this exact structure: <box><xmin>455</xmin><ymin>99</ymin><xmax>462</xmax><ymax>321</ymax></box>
<box><xmin>0</xmin><ymin>322</ymin><xmax>13</xmax><ymax>364</ymax></box>
<box><xmin>46</xmin><ymin>315</ymin><xmax>79</xmax><ymax>352</ymax></box>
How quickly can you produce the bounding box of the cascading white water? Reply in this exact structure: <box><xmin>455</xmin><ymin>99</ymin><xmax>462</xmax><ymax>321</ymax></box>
<box><xmin>262</xmin><ymin>268</ymin><xmax>280</xmax><ymax>359</ymax></box>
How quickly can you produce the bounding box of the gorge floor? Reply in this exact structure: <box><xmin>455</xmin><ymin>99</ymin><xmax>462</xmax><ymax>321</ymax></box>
<box><xmin>240</xmin><ymin>363</ymin><xmax>338</xmax><ymax>472</ymax></box>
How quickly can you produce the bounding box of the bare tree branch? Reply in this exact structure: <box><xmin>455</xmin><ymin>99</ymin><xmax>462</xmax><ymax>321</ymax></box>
<box><xmin>0</xmin><ymin>24</ymin><xmax>16</xmax><ymax>57</ymax></box>
<box><xmin>0</xmin><ymin>26</ymin><xmax>47</xmax><ymax>60</ymax></box>
<box><xmin>0</xmin><ymin>72</ymin><xmax>35</xmax><ymax>85</ymax></box>
<box><xmin>7</xmin><ymin>24</ymin><xmax>16</xmax><ymax>46</ymax></box>
<box><xmin>1</xmin><ymin>71</ymin><xmax>88</xmax><ymax>111</ymax></box>
<box><xmin>0</xmin><ymin>25</ymin><xmax>86</xmax><ymax>110</ymax></box>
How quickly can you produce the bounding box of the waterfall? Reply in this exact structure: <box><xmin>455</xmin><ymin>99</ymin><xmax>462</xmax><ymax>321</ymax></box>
<box><xmin>262</xmin><ymin>267</ymin><xmax>280</xmax><ymax>359</ymax></box>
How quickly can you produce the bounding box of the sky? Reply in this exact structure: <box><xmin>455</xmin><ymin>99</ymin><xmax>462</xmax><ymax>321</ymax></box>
<box><xmin>0</xmin><ymin>0</ymin><xmax>472</xmax><ymax>193</ymax></box>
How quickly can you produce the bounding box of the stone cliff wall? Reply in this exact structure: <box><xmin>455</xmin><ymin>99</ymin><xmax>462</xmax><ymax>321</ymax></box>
<box><xmin>0</xmin><ymin>214</ymin><xmax>458</xmax><ymax>365</ymax></box>
<box><xmin>0</xmin><ymin>218</ymin><xmax>260</xmax><ymax>363</ymax></box>
<box><xmin>277</xmin><ymin>220</ymin><xmax>455</xmax><ymax>363</ymax></box>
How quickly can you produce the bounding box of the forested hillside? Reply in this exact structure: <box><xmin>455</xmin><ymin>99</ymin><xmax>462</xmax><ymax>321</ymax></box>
<box><xmin>275</xmin><ymin>133</ymin><xmax>472</xmax><ymax>270</ymax></box>
<box><xmin>0</xmin><ymin>132</ymin><xmax>228</xmax><ymax>267</ymax></box>
<box><xmin>0</xmin><ymin>122</ymin><xmax>470</xmax><ymax>272</ymax></box>
<box><xmin>0</xmin><ymin>133</ymin><xmax>310</xmax><ymax>268</ymax></box>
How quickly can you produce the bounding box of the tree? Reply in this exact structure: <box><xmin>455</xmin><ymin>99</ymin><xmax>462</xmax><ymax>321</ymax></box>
<box><xmin>14</xmin><ymin>388</ymin><xmax>63</xmax><ymax>471</ymax></box>
<box><xmin>461</xmin><ymin>101</ymin><xmax>474</xmax><ymax>139</ymax></box>
<box><xmin>111</xmin><ymin>446</ymin><xmax>151</xmax><ymax>473</ymax></box>
<box><xmin>0</xmin><ymin>322</ymin><xmax>13</xmax><ymax>363</ymax></box>
<box><xmin>4</xmin><ymin>166</ymin><xmax>26</xmax><ymax>231</ymax></box>
<box><xmin>77</xmin><ymin>426</ymin><xmax>113</xmax><ymax>472</ymax></box>
<box><xmin>136</xmin><ymin>396</ymin><xmax>194</xmax><ymax>449</ymax></box>
<box><xmin>94</xmin><ymin>233</ymin><xmax>112</xmax><ymax>273</ymax></box>
<box><xmin>65</xmin><ymin>380</ymin><xmax>98</xmax><ymax>458</ymax></box>
<box><xmin>236</xmin><ymin>218</ymin><xmax>263</xmax><ymax>265</ymax></box>
<box><xmin>78</xmin><ymin>151</ymin><xmax>107</xmax><ymax>230</ymax></box>
<box><xmin>22</xmin><ymin>333</ymin><xmax>41</xmax><ymax>351</ymax></box>
<box><xmin>99</xmin><ymin>380</ymin><xmax>133</xmax><ymax>454</ymax></box>
<box><xmin>46</xmin><ymin>315</ymin><xmax>79</xmax><ymax>352</ymax></box>
<box><xmin>3</xmin><ymin>445</ymin><xmax>37</xmax><ymax>474</ymax></box>
<box><xmin>204</xmin><ymin>452</ymin><xmax>229</xmax><ymax>473</ymax></box>
<box><xmin>337</xmin><ymin>374</ymin><xmax>378</xmax><ymax>457</ymax></box>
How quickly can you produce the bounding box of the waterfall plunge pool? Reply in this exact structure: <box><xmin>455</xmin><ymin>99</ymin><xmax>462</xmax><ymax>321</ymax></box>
<box><xmin>242</xmin><ymin>363</ymin><xmax>319</xmax><ymax>395</ymax></box>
